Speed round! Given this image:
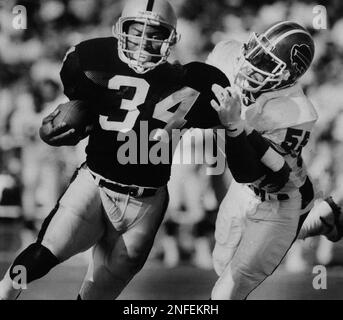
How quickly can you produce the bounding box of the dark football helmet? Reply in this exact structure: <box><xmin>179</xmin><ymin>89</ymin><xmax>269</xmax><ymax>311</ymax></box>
<box><xmin>113</xmin><ymin>0</ymin><xmax>179</xmax><ymax>74</ymax></box>
<box><xmin>235</xmin><ymin>21</ymin><xmax>315</xmax><ymax>94</ymax></box>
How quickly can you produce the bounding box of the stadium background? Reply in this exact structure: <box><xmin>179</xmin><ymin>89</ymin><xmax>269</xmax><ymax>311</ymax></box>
<box><xmin>1</xmin><ymin>0</ymin><xmax>343</xmax><ymax>299</ymax></box>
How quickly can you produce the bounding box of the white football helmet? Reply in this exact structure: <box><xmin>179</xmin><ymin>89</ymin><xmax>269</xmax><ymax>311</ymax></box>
<box><xmin>113</xmin><ymin>0</ymin><xmax>180</xmax><ymax>74</ymax></box>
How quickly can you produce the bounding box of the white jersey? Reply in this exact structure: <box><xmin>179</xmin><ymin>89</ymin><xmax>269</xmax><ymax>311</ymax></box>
<box><xmin>245</xmin><ymin>84</ymin><xmax>318</xmax><ymax>194</ymax></box>
<box><xmin>207</xmin><ymin>40</ymin><xmax>318</xmax><ymax>209</ymax></box>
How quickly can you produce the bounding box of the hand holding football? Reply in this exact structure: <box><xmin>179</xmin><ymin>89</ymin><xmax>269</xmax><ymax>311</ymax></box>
<box><xmin>39</xmin><ymin>100</ymin><xmax>93</xmax><ymax>146</ymax></box>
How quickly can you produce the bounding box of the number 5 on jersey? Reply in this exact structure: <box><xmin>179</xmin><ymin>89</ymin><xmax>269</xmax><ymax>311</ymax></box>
<box><xmin>281</xmin><ymin>128</ymin><xmax>310</xmax><ymax>153</ymax></box>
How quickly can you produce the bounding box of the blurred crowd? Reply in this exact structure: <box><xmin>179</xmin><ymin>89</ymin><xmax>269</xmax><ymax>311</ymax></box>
<box><xmin>1</xmin><ymin>0</ymin><xmax>343</xmax><ymax>270</ymax></box>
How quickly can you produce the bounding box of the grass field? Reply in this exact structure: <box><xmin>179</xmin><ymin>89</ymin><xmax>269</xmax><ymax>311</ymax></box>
<box><xmin>1</xmin><ymin>252</ymin><xmax>343</xmax><ymax>300</ymax></box>
<box><xmin>1</xmin><ymin>223</ymin><xmax>343</xmax><ymax>300</ymax></box>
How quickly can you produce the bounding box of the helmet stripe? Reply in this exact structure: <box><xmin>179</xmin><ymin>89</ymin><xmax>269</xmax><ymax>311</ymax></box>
<box><xmin>270</xmin><ymin>29</ymin><xmax>311</xmax><ymax>47</ymax></box>
<box><xmin>264</xmin><ymin>21</ymin><xmax>292</xmax><ymax>36</ymax></box>
<box><xmin>146</xmin><ymin>0</ymin><xmax>155</xmax><ymax>11</ymax></box>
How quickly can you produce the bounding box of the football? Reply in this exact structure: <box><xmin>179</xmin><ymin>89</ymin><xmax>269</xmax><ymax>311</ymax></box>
<box><xmin>52</xmin><ymin>100</ymin><xmax>93</xmax><ymax>132</ymax></box>
<box><xmin>39</xmin><ymin>100</ymin><xmax>94</xmax><ymax>146</ymax></box>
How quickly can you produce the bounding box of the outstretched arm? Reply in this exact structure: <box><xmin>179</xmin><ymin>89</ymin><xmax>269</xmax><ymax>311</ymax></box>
<box><xmin>211</xmin><ymin>84</ymin><xmax>290</xmax><ymax>191</ymax></box>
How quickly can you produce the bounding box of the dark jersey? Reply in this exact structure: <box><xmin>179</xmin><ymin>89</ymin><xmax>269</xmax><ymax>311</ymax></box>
<box><xmin>60</xmin><ymin>37</ymin><xmax>230</xmax><ymax>187</ymax></box>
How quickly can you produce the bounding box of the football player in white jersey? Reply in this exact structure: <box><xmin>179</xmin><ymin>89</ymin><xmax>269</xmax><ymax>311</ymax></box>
<box><xmin>208</xmin><ymin>21</ymin><xmax>342</xmax><ymax>300</ymax></box>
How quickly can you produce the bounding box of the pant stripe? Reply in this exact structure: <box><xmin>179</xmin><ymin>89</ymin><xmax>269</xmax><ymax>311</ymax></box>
<box><xmin>36</xmin><ymin>165</ymin><xmax>83</xmax><ymax>243</ymax></box>
<box><xmin>243</xmin><ymin>211</ymin><xmax>309</xmax><ymax>299</ymax></box>
<box><xmin>299</xmin><ymin>177</ymin><xmax>314</xmax><ymax>210</ymax></box>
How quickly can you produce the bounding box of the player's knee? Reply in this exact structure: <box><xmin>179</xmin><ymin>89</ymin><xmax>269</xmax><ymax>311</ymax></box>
<box><xmin>211</xmin><ymin>265</ymin><xmax>237</xmax><ymax>300</ymax></box>
<box><xmin>9</xmin><ymin>243</ymin><xmax>60</xmax><ymax>283</ymax></box>
<box><xmin>103</xmin><ymin>254</ymin><xmax>144</xmax><ymax>287</ymax></box>
<box><xmin>213</xmin><ymin>260</ymin><xmax>225</xmax><ymax>277</ymax></box>
<box><xmin>231</xmin><ymin>261</ymin><xmax>267</xmax><ymax>292</ymax></box>
<box><xmin>212</xmin><ymin>244</ymin><xmax>237</xmax><ymax>277</ymax></box>
<box><xmin>126</xmin><ymin>248</ymin><xmax>148</xmax><ymax>273</ymax></box>
<box><xmin>115</xmin><ymin>244</ymin><xmax>148</xmax><ymax>276</ymax></box>
<box><xmin>213</xmin><ymin>266</ymin><xmax>261</xmax><ymax>300</ymax></box>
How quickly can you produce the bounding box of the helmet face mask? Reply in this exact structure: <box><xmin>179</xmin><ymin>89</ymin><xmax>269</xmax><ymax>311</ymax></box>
<box><xmin>235</xmin><ymin>21</ymin><xmax>314</xmax><ymax>98</ymax></box>
<box><xmin>235</xmin><ymin>33</ymin><xmax>288</xmax><ymax>93</ymax></box>
<box><xmin>113</xmin><ymin>0</ymin><xmax>179</xmax><ymax>74</ymax></box>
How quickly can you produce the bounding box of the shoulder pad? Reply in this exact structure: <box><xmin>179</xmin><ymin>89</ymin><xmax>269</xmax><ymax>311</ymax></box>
<box><xmin>75</xmin><ymin>37</ymin><xmax>119</xmax><ymax>73</ymax></box>
<box><xmin>245</xmin><ymin>85</ymin><xmax>318</xmax><ymax>132</ymax></box>
<box><xmin>206</xmin><ymin>40</ymin><xmax>243</xmax><ymax>84</ymax></box>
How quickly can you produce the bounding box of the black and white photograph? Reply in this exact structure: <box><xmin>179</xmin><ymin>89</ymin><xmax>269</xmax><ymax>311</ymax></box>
<box><xmin>0</xmin><ymin>0</ymin><xmax>343</xmax><ymax>304</ymax></box>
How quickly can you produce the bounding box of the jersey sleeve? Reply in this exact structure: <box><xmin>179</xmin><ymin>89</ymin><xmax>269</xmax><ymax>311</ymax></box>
<box><xmin>225</xmin><ymin>129</ymin><xmax>291</xmax><ymax>191</ymax></box>
<box><xmin>182</xmin><ymin>62</ymin><xmax>231</xmax><ymax>129</ymax></box>
<box><xmin>60</xmin><ymin>47</ymin><xmax>85</xmax><ymax>100</ymax></box>
<box><xmin>60</xmin><ymin>38</ymin><xmax>121</xmax><ymax>104</ymax></box>
<box><xmin>60</xmin><ymin>46</ymin><xmax>100</xmax><ymax>102</ymax></box>
<box><xmin>224</xmin><ymin>130</ymin><xmax>270</xmax><ymax>183</ymax></box>
<box><xmin>247</xmin><ymin>128</ymin><xmax>291</xmax><ymax>180</ymax></box>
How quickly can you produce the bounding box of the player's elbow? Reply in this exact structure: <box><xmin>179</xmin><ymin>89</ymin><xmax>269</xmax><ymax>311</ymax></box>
<box><xmin>258</xmin><ymin>162</ymin><xmax>291</xmax><ymax>193</ymax></box>
<box><xmin>234</xmin><ymin>174</ymin><xmax>263</xmax><ymax>184</ymax></box>
<box><xmin>230</xmin><ymin>166</ymin><xmax>266</xmax><ymax>184</ymax></box>
<box><xmin>227</xmin><ymin>156</ymin><xmax>270</xmax><ymax>184</ymax></box>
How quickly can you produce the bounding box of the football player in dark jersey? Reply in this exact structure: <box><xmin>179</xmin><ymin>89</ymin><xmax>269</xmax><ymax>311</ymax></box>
<box><xmin>0</xmin><ymin>0</ymin><xmax>291</xmax><ymax>300</ymax></box>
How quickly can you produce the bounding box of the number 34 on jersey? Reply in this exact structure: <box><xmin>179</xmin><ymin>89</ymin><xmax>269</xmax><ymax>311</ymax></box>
<box><xmin>99</xmin><ymin>75</ymin><xmax>200</xmax><ymax>137</ymax></box>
